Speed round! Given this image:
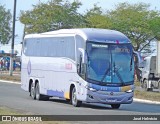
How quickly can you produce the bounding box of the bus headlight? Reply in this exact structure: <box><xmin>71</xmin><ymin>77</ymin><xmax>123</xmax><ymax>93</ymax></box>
<box><xmin>88</xmin><ymin>88</ymin><xmax>97</xmax><ymax>91</ymax></box>
<box><xmin>126</xmin><ymin>89</ymin><xmax>133</xmax><ymax>93</ymax></box>
<box><xmin>85</xmin><ymin>85</ymin><xmax>96</xmax><ymax>91</ymax></box>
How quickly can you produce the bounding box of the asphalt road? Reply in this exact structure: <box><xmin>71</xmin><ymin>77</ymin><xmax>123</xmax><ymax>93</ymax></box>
<box><xmin>0</xmin><ymin>81</ymin><xmax>160</xmax><ymax>123</ymax></box>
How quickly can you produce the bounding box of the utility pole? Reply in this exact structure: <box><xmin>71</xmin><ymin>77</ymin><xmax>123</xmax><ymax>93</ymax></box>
<box><xmin>9</xmin><ymin>0</ymin><xmax>17</xmax><ymax>76</ymax></box>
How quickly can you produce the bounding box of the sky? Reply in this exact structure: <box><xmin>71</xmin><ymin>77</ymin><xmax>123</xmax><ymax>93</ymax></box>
<box><xmin>0</xmin><ymin>0</ymin><xmax>160</xmax><ymax>55</ymax></box>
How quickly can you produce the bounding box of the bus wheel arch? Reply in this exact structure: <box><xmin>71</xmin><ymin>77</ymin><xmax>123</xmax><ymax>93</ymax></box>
<box><xmin>69</xmin><ymin>84</ymin><xmax>75</xmax><ymax>100</ymax></box>
<box><xmin>67</xmin><ymin>84</ymin><xmax>74</xmax><ymax>103</ymax></box>
<box><xmin>29</xmin><ymin>79</ymin><xmax>33</xmax><ymax>93</ymax></box>
<box><xmin>66</xmin><ymin>84</ymin><xmax>75</xmax><ymax>103</ymax></box>
<box><xmin>70</xmin><ymin>84</ymin><xmax>82</xmax><ymax>107</ymax></box>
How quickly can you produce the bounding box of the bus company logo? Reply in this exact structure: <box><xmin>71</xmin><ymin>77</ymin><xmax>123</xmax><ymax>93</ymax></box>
<box><xmin>27</xmin><ymin>61</ymin><xmax>31</xmax><ymax>75</ymax></box>
<box><xmin>65</xmin><ymin>63</ymin><xmax>72</xmax><ymax>70</ymax></box>
<box><xmin>110</xmin><ymin>92</ymin><xmax>114</xmax><ymax>95</ymax></box>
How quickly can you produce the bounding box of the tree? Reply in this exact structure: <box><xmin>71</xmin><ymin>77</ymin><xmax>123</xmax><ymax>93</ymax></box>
<box><xmin>108</xmin><ymin>2</ymin><xmax>160</xmax><ymax>52</ymax></box>
<box><xmin>0</xmin><ymin>4</ymin><xmax>12</xmax><ymax>44</ymax></box>
<box><xmin>20</xmin><ymin>0</ymin><xmax>85</xmax><ymax>34</ymax></box>
<box><xmin>84</xmin><ymin>4</ymin><xmax>112</xmax><ymax>28</ymax></box>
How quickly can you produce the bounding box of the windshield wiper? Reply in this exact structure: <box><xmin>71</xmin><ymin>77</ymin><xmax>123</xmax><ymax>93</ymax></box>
<box><xmin>113</xmin><ymin>62</ymin><xmax>125</xmax><ymax>86</ymax></box>
<box><xmin>101</xmin><ymin>63</ymin><xmax>110</xmax><ymax>82</ymax></box>
<box><xmin>100</xmin><ymin>82</ymin><xmax>109</xmax><ymax>86</ymax></box>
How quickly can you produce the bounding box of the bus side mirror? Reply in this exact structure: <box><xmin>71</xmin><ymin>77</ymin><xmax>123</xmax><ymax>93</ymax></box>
<box><xmin>78</xmin><ymin>48</ymin><xmax>87</xmax><ymax>64</ymax></box>
<box><xmin>133</xmin><ymin>51</ymin><xmax>141</xmax><ymax>68</ymax></box>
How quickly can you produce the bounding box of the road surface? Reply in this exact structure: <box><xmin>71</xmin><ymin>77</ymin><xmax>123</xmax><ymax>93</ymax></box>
<box><xmin>0</xmin><ymin>81</ymin><xmax>160</xmax><ymax>123</ymax></box>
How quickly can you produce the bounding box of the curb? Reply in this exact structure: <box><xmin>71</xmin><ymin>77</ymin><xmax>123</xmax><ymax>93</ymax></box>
<box><xmin>0</xmin><ymin>80</ymin><xmax>21</xmax><ymax>84</ymax></box>
<box><xmin>0</xmin><ymin>80</ymin><xmax>160</xmax><ymax>105</ymax></box>
<box><xmin>133</xmin><ymin>98</ymin><xmax>160</xmax><ymax>105</ymax></box>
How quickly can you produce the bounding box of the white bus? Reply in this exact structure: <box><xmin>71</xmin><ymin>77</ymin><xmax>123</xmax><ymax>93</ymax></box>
<box><xmin>21</xmin><ymin>28</ymin><xmax>135</xmax><ymax>109</ymax></box>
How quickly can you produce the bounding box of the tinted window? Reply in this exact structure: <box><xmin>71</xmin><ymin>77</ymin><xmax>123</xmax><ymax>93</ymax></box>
<box><xmin>23</xmin><ymin>37</ymin><xmax>75</xmax><ymax>60</ymax></box>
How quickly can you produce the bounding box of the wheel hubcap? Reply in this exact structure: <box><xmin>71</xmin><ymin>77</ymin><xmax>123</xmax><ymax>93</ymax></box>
<box><xmin>72</xmin><ymin>88</ymin><xmax>77</xmax><ymax>104</ymax></box>
<box><xmin>31</xmin><ymin>85</ymin><xmax>34</xmax><ymax>97</ymax></box>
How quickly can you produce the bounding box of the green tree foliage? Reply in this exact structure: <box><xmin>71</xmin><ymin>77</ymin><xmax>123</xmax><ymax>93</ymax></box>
<box><xmin>0</xmin><ymin>5</ymin><xmax>12</xmax><ymax>44</ymax></box>
<box><xmin>20</xmin><ymin>0</ymin><xmax>85</xmax><ymax>34</ymax></box>
<box><xmin>84</xmin><ymin>4</ymin><xmax>112</xmax><ymax>28</ymax></box>
<box><xmin>108</xmin><ymin>2</ymin><xmax>160</xmax><ymax>51</ymax></box>
<box><xmin>20</xmin><ymin>1</ymin><xmax>160</xmax><ymax>52</ymax></box>
<box><xmin>86</xmin><ymin>2</ymin><xmax>160</xmax><ymax>52</ymax></box>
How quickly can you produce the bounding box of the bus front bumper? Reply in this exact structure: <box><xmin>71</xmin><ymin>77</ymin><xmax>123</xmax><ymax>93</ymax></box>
<box><xmin>85</xmin><ymin>90</ymin><xmax>133</xmax><ymax>104</ymax></box>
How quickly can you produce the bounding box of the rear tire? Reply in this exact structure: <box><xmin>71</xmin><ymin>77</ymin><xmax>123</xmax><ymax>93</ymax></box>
<box><xmin>71</xmin><ymin>87</ymin><xmax>82</xmax><ymax>107</ymax></box>
<box><xmin>35</xmin><ymin>83</ymin><xmax>43</xmax><ymax>100</ymax></box>
<box><xmin>111</xmin><ymin>104</ymin><xmax>120</xmax><ymax>109</ymax></box>
<box><xmin>30</xmin><ymin>82</ymin><xmax>36</xmax><ymax>100</ymax></box>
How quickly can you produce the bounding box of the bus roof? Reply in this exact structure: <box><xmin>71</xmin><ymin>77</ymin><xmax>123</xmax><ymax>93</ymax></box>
<box><xmin>25</xmin><ymin>28</ymin><xmax>131</xmax><ymax>44</ymax></box>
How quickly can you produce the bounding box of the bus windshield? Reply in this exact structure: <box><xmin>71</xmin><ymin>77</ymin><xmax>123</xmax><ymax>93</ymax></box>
<box><xmin>86</xmin><ymin>42</ymin><xmax>134</xmax><ymax>86</ymax></box>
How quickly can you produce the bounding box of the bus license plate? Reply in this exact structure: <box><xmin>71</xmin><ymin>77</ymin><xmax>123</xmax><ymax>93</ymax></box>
<box><xmin>107</xmin><ymin>98</ymin><xmax>117</xmax><ymax>102</ymax></box>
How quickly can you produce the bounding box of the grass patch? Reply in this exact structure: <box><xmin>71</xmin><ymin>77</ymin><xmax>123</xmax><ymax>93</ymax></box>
<box><xmin>0</xmin><ymin>106</ymin><xmax>20</xmax><ymax>115</ymax></box>
<box><xmin>134</xmin><ymin>81</ymin><xmax>140</xmax><ymax>87</ymax></box>
<box><xmin>134</xmin><ymin>90</ymin><xmax>160</xmax><ymax>102</ymax></box>
<box><xmin>134</xmin><ymin>80</ymin><xmax>160</xmax><ymax>102</ymax></box>
<box><xmin>0</xmin><ymin>74</ymin><xmax>20</xmax><ymax>82</ymax></box>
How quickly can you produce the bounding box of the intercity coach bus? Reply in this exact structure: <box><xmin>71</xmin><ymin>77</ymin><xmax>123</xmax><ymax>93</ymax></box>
<box><xmin>21</xmin><ymin>28</ymin><xmax>135</xmax><ymax>109</ymax></box>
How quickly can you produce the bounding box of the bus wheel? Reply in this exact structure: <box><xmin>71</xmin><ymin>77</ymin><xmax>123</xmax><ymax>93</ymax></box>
<box><xmin>35</xmin><ymin>83</ymin><xmax>43</xmax><ymax>100</ymax></box>
<box><xmin>30</xmin><ymin>83</ymin><xmax>36</xmax><ymax>100</ymax></box>
<box><xmin>111</xmin><ymin>104</ymin><xmax>120</xmax><ymax>109</ymax></box>
<box><xmin>71</xmin><ymin>87</ymin><xmax>82</xmax><ymax>107</ymax></box>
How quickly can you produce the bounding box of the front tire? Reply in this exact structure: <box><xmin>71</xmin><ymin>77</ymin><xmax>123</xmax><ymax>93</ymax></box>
<box><xmin>71</xmin><ymin>87</ymin><xmax>82</xmax><ymax>107</ymax></box>
<box><xmin>111</xmin><ymin>104</ymin><xmax>120</xmax><ymax>109</ymax></box>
